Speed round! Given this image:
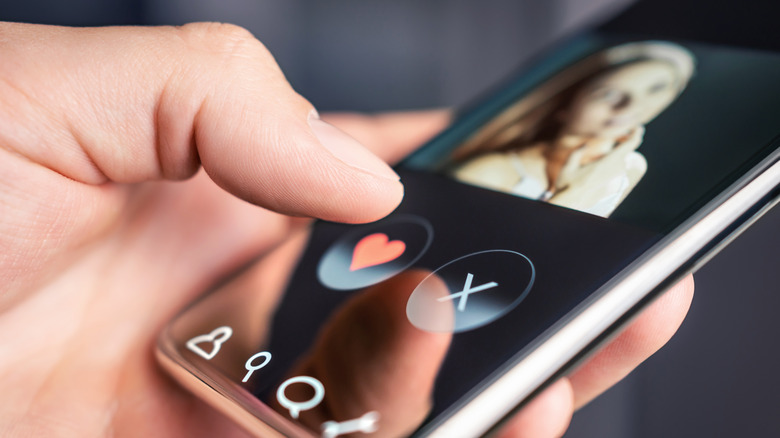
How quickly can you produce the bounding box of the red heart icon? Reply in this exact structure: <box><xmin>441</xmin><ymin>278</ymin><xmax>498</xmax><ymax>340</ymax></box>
<box><xmin>350</xmin><ymin>233</ymin><xmax>406</xmax><ymax>271</ymax></box>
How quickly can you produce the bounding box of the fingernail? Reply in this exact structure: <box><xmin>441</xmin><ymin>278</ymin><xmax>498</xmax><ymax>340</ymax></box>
<box><xmin>309</xmin><ymin>115</ymin><xmax>400</xmax><ymax>181</ymax></box>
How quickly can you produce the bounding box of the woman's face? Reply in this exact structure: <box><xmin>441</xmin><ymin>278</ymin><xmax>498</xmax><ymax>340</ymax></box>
<box><xmin>562</xmin><ymin>60</ymin><xmax>680</xmax><ymax>139</ymax></box>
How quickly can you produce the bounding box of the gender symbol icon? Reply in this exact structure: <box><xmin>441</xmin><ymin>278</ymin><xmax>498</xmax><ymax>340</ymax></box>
<box><xmin>276</xmin><ymin>376</ymin><xmax>325</xmax><ymax>419</ymax></box>
<box><xmin>322</xmin><ymin>411</ymin><xmax>380</xmax><ymax>438</ymax></box>
<box><xmin>185</xmin><ymin>326</ymin><xmax>233</xmax><ymax>360</ymax></box>
<box><xmin>242</xmin><ymin>351</ymin><xmax>272</xmax><ymax>382</ymax></box>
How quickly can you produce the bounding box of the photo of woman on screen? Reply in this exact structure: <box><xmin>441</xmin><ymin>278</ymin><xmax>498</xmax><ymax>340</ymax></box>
<box><xmin>449</xmin><ymin>42</ymin><xmax>695</xmax><ymax>217</ymax></box>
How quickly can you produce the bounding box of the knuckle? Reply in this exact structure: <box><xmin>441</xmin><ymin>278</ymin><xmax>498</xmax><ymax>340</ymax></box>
<box><xmin>177</xmin><ymin>22</ymin><xmax>267</xmax><ymax>60</ymax></box>
<box><xmin>169</xmin><ymin>22</ymin><xmax>310</xmax><ymax>118</ymax></box>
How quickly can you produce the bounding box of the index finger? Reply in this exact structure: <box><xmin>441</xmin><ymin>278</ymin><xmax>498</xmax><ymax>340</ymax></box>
<box><xmin>323</xmin><ymin>110</ymin><xmax>451</xmax><ymax>164</ymax></box>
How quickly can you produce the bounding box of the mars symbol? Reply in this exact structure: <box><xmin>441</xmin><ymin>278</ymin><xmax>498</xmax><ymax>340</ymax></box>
<box><xmin>322</xmin><ymin>411</ymin><xmax>380</xmax><ymax>438</ymax></box>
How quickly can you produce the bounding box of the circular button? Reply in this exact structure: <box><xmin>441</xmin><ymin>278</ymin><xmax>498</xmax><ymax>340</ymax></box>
<box><xmin>318</xmin><ymin>215</ymin><xmax>433</xmax><ymax>291</ymax></box>
<box><xmin>406</xmin><ymin>250</ymin><xmax>535</xmax><ymax>333</ymax></box>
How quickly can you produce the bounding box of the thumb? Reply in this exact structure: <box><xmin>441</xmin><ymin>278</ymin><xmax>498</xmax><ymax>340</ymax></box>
<box><xmin>0</xmin><ymin>22</ymin><xmax>402</xmax><ymax>223</ymax></box>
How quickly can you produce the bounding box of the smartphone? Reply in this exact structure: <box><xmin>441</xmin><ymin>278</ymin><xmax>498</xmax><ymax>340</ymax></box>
<box><xmin>156</xmin><ymin>27</ymin><xmax>780</xmax><ymax>438</ymax></box>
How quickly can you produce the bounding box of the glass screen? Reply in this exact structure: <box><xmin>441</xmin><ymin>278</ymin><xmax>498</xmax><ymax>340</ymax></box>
<box><xmin>166</xmin><ymin>35</ymin><xmax>780</xmax><ymax>437</ymax></box>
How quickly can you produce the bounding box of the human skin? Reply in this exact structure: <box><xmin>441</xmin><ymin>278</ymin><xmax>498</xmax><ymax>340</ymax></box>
<box><xmin>0</xmin><ymin>22</ymin><xmax>694</xmax><ymax>437</ymax></box>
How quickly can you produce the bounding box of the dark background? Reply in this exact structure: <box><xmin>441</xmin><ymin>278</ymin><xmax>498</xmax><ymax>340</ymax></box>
<box><xmin>3</xmin><ymin>0</ymin><xmax>778</xmax><ymax>436</ymax></box>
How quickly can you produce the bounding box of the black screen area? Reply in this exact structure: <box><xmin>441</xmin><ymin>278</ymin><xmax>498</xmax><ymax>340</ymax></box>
<box><xmin>259</xmin><ymin>169</ymin><xmax>657</xmax><ymax>431</ymax></box>
<box><xmin>169</xmin><ymin>36</ymin><xmax>780</xmax><ymax>438</ymax></box>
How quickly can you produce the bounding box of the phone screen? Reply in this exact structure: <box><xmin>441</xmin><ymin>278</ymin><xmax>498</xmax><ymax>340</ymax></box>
<box><xmin>166</xmin><ymin>35</ymin><xmax>780</xmax><ymax>437</ymax></box>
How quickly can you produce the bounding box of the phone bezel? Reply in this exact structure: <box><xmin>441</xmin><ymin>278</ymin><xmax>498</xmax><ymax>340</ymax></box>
<box><xmin>155</xmin><ymin>31</ymin><xmax>780</xmax><ymax>438</ymax></box>
<box><xmin>421</xmin><ymin>148</ymin><xmax>780</xmax><ymax>437</ymax></box>
<box><xmin>156</xmin><ymin>146</ymin><xmax>780</xmax><ymax>438</ymax></box>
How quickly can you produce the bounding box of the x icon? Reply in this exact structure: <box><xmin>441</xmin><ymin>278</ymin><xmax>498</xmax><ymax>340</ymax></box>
<box><xmin>437</xmin><ymin>273</ymin><xmax>499</xmax><ymax>312</ymax></box>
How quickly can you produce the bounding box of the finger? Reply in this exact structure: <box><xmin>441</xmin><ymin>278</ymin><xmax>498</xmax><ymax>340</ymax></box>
<box><xmin>0</xmin><ymin>22</ymin><xmax>400</xmax><ymax>223</ymax></box>
<box><xmin>280</xmin><ymin>271</ymin><xmax>452</xmax><ymax>437</ymax></box>
<box><xmin>496</xmin><ymin>379</ymin><xmax>573</xmax><ymax>438</ymax></box>
<box><xmin>568</xmin><ymin>275</ymin><xmax>695</xmax><ymax>408</ymax></box>
<box><xmin>323</xmin><ymin>110</ymin><xmax>451</xmax><ymax>163</ymax></box>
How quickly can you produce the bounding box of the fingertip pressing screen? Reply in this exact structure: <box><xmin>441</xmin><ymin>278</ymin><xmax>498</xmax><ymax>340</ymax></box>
<box><xmin>164</xmin><ymin>36</ymin><xmax>780</xmax><ymax>437</ymax></box>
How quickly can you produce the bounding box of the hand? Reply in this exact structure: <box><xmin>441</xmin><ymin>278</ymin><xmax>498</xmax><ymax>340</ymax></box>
<box><xmin>540</xmin><ymin>189</ymin><xmax>556</xmax><ymax>201</ymax></box>
<box><xmin>0</xmin><ymin>21</ymin><xmax>693</xmax><ymax>438</ymax></box>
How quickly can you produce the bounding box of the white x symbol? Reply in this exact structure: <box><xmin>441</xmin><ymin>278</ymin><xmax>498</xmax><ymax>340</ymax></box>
<box><xmin>437</xmin><ymin>273</ymin><xmax>499</xmax><ymax>312</ymax></box>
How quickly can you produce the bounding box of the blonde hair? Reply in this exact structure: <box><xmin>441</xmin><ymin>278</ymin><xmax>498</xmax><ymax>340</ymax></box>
<box><xmin>451</xmin><ymin>41</ymin><xmax>695</xmax><ymax>162</ymax></box>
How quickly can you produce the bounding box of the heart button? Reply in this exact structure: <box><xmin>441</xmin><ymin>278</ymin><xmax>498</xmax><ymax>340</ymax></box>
<box><xmin>350</xmin><ymin>233</ymin><xmax>406</xmax><ymax>271</ymax></box>
<box><xmin>317</xmin><ymin>214</ymin><xmax>433</xmax><ymax>291</ymax></box>
<box><xmin>186</xmin><ymin>326</ymin><xmax>233</xmax><ymax>360</ymax></box>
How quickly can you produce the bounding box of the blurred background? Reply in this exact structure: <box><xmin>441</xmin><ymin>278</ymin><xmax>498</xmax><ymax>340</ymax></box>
<box><xmin>2</xmin><ymin>0</ymin><xmax>778</xmax><ymax>436</ymax></box>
